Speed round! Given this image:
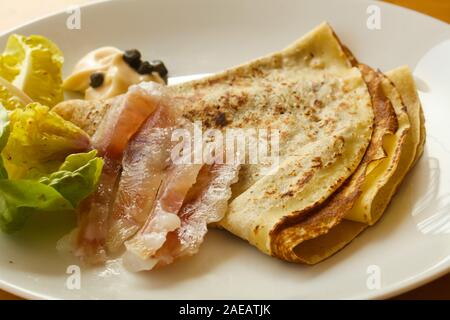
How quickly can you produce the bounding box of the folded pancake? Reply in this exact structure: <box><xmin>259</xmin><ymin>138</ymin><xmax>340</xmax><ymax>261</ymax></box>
<box><xmin>166</xmin><ymin>22</ymin><xmax>374</xmax><ymax>260</ymax></box>
<box><xmin>55</xmin><ymin>22</ymin><xmax>375</xmax><ymax>263</ymax></box>
<box><xmin>165</xmin><ymin>24</ymin><xmax>424</xmax><ymax>264</ymax></box>
<box><xmin>53</xmin><ymin>22</ymin><xmax>425</xmax><ymax>266</ymax></box>
<box><xmin>344</xmin><ymin>70</ymin><xmax>411</xmax><ymax>225</ymax></box>
<box><xmin>283</xmin><ymin>66</ymin><xmax>425</xmax><ymax>264</ymax></box>
<box><xmin>386</xmin><ymin>66</ymin><xmax>425</xmax><ymax>166</ymax></box>
<box><xmin>266</xmin><ymin>64</ymin><xmax>399</xmax><ymax>262</ymax></box>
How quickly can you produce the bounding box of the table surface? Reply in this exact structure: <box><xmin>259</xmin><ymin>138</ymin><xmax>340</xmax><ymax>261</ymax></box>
<box><xmin>0</xmin><ymin>0</ymin><xmax>449</xmax><ymax>300</ymax></box>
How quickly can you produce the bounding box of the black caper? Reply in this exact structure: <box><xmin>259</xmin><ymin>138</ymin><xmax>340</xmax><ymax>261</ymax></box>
<box><xmin>90</xmin><ymin>72</ymin><xmax>104</xmax><ymax>88</ymax></box>
<box><xmin>161</xmin><ymin>73</ymin><xmax>168</xmax><ymax>84</ymax></box>
<box><xmin>149</xmin><ymin>60</ymin><xmax>168</xmax><ymax>77</ymax></box>
<box><xmin>137</xmin><ymin>61</ymin><xmax>155</xmax><ymax>75</ymax></box>
<box><xmin>123</xmin><ymin>49</ymin><xmax>142</xmax><ymax>70</ymax></box>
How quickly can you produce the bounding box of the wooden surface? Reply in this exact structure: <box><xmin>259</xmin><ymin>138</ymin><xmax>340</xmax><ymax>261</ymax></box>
<box><xmin>0</xmin><ymin>0</ymin><xmax>449</xmax><ymax>300</ymax></box>
<box><xmin>384</xmin><ymin>0</ymin><xmax>450</xmax><ymax>23</ymax></box>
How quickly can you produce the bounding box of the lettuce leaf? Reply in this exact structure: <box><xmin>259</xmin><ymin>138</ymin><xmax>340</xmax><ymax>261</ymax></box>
<box><xmin>0</xmin><ymin>180</ymin><xmax>74</xmax><ymax>233</ymax></box>
<box><xmin>0</xmin><ymin>105</ymin><xmax>104</xmax><ymax>233</ymax></box>
<box><xmin>0</xmin><ymin>33</ymin><xmax>105</xmax><ymax>232</ymax></box>
<box><xmin>0</xmin><ymin>151</ymin><xmax>103</xmax><ymax>233</ymax></box>
<box><xmin>2</xmin><ymin>103</ymin><xmax>91</xmax><ymax>179</ymax></box>
<box><xmin>0</xmin><ymin>104</ymin><xmax>10</xmax><ymax>179</ymax></box>
<box><xmin>0</xmin><ymin>34</ymin><xmax>64</xmax><ymax>107</ymax></box>
<box><xmin>0</xmin><ymin>103</ymin><xmax>10</xmax><ymax>151</ymax></box>
<box><xmin>0</xmin><ymin>76</ymin><xmax>32</xmax><ymax>111</ymax></box>
<box><xmin>39</xmin><ymin>150</ymin><xmax>103</xmax><ymax>207</ymax></box>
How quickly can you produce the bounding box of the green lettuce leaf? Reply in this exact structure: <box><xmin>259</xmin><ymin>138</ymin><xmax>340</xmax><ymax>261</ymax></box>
<box><xmin>0</xmin><ymin>179</ymin><xmax>73</xmax><ymax>233</ymax></box>
<box><xmin>0</xmin><ymin>104</ymin><xmax>104</xmax><ymax>233</ymax></box>
<box><xmin>0</xmin><ymin>34</ymin><xmax>64</xmax><ymax>107</ymax></box>
<box><xmin>2</xmin><ymin>103</ymin><xmax>91</xmax><ymax>179</ymax></box>
<box><xmin>0</xmin><ymin>151</ymin><xmax>103</xmax><ymax>233</ymax></box>
<box><xmin>39</xmin><ymin>150</ymin><xmax>103</xmax><ymax>207</ymax></box>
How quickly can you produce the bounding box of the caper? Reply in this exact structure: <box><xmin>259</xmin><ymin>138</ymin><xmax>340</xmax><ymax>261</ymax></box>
<box><xmin>149</xmin><ymin>60</ymin><xmax>168</xmax><ymax>77</ymax></box>
<box><xmin>90</xmin><ymin>72</ymin><xmax>104</xmax><ymax>88</ymax></box>
<box><xmin>123</xmin><ymin>49</ymin><xmax>142</xmax><ymax>70</ymax></box>
<box><xmin>137</xmin><ymin>61</ymin><xmax>154</xmax><ymax>75</ymax></box>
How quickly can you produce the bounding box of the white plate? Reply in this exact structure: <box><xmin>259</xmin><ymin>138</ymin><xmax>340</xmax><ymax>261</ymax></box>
<box><xmin>1</xmin><ymin>0</ymin><xmax>449</xmax><ymax>300</ymax></box>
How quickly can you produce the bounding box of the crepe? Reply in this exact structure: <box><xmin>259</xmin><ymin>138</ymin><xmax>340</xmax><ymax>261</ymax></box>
<box><xmin>344</xmin><ymin>68</ymin><xmax>412</xmax><ymax>225</ymax></box>
<box><xmin>290</xmin><ymin>66</ymin><xmax>425</xmax><ymax>263</ymax></box>
<box><xmin>53</xmin><ymin>22</ymin><xmax>424</xmax><ymax>266</ymax></box>
<box><xmin>166</xmin><ymin>22</ymin><xmax>375</xmax><ymax>258</ymax></box>
<box><xmin>386</xmin><ymin>66</ymin><xmax>425</xmax><ymax>166</ymax></box>
<box><xmin>166</xmin><ymin>24</ymin><xmax>424</xmax><ymax>264</ymax></box>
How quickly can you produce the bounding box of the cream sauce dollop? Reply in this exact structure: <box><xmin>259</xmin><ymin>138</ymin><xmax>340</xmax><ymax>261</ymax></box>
<box><xmin>63</xmin><ymin>47</ymin><xmax>165</xmax><ymax>100</ymax></box>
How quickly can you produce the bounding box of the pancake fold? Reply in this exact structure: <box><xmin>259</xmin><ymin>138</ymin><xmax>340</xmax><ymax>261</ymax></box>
<box><xmin>54</xmin><ymin>22</ymin><xmax>425</xmax><ymax>266</ymax></box>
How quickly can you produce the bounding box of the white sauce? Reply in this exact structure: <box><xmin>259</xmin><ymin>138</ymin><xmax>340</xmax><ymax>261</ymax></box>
<box><xmin>63</xmin><ymin>47</ymin><xmax>165</xmax><ymax>100</ymax></box>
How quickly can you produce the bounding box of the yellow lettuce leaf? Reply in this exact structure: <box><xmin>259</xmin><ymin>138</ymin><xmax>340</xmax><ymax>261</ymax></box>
<box><xmin>2</xmin><ymin>103</ymin><xmax>91</xmax><ymax>179</ymax></box>
<box><xmin>0</xmin><ymin>34</ymin><xmax>64</xmax><ymax>107</ymax></box>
